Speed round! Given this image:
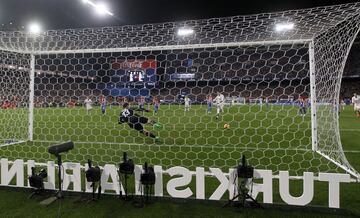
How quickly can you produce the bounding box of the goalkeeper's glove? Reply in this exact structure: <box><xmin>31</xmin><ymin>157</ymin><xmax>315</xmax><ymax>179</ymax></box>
<box><xmin>119</xmin><ymin>116</ymin><xmax>127</xmax><ymax>124</ymax></box>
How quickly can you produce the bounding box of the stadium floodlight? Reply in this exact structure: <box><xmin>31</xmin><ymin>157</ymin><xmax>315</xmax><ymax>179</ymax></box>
<box><xmin>275</xmin><ymin>23</ymin><xmax>295</xmax><ymax>32</ymax></box>
<box><xmin>177</xmin><ymin>28</ymin><xmax>194</xmax><ymax>36</ymax></box>
<box><xmin>80</xmin><ymin>0</ymin><xmax>113</xmax><ymax>16</ymax></box>
<box><xmin>94</xmin><ymin>3</ymin><xmax>113</xmax><ymax>16</ymax></box>
<box><xmin>28</xmin><ymin>22</ymin><xmax>42</xmax><ymax>34</ymax></box>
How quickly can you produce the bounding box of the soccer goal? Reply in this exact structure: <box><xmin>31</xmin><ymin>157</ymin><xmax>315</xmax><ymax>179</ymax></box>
<box><xmin>0</xmin><ymin>3</ymin><xmax>359</xmax><ymax>180</ymax></box>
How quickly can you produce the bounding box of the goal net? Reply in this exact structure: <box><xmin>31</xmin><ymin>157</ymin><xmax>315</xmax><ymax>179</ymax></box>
<box><xmin>0</xmin><ymin>3</ymin><xmax>359</xmax><ymax>180</ymax></box>
<box><xmin>0</xmin><ymin>51</ymin><xmax>30</xmax><ymax>146</ymax></box>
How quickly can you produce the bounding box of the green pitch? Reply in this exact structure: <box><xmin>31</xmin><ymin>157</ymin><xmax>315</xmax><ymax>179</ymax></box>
<box><xmin>0</xmin><ymin>104</ymin><xmax>359</xmax><ymax>216</ymax></box>
<box><xmin>0</xmin><ymin>104</ymin><xmax>312</xmax><ymax>172</ymax></box>
<box><xmin>0</xmin><ymin>104</ymin><xmax>357</xmax><ymax>175</ymax></box>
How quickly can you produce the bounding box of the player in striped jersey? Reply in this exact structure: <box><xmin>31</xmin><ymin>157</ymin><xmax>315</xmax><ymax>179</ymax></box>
<box><xmin>100</xmin><ymin>95</ymin><xmax>107</xmax><ymax>115</ymax></box>
<box><xmin>207</xmin><ymin>95</ymin><xmax>213</xmax><ymax>114</ymax></box>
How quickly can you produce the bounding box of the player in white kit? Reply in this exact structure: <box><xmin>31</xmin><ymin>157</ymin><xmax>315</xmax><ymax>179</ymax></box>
<box><xmin>84</xmin><ymin>97</ymin><xmax>93</xmax><ymax>113</ymax></box>
<box><xmin>259</xmin><ymin>97</ymin><xmax>263</xmax><ymax>109</ymax></box>
<box><xmin>214</xmin><ymin>92</ymin><xmax>225</xmax><ymax>119</ymax></box>
<box><xmin>352</xmin><ymin>93</ymin><xmax>360</xmax><ymax>118</ymax></box>
<box><xmin>341</xmin><ymin>99</ymin><xmax>346</xmax><ymax>111</ymax></box>
<box><xmin>184</xmin><ymin>96</ymin><xmax>191</xmax><ymax>112</ymax></box>
<box><xmin>265</xmin><ymin>97</ymin><xmax>269</xmax><ymax>110</ymax></box>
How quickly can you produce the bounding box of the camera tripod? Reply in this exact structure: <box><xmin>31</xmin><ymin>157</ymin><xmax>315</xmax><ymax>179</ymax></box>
<box><xmin>119</xmin><ymin>152</ymin><xmax>135</xmax><ymax>201</ymax></box>
<box><xmin>40</xmin><ymin>154</ymin><xmax>64</xmax><ymax>206</ymax></box>
<box><xmin>133</xmin><ymin>180</ymin><xmax>154</xmax><ymax>208</ymax></box>
<box><xmin>28</xmin><ymin>187</ymin><xmax>45</xmax><ymax>199</ymax></box>
<box><xmin>90</xmin><ymin>181</ymin><xmax>102</xmax><ymax>201</ymax></box>
<box><xmin>133</xmin><ymin>163</ymin><xmax>155</xmax><ymax>208</ymax></box>
<box><xmin>119</xmin><ymin>173</ymin><xmax>133</xmax><ymax>200</ymax></box>
<box><xmin>223</xmin><ymin>178</ymin><xmax>263</xmax><ymax>208</ymax></box>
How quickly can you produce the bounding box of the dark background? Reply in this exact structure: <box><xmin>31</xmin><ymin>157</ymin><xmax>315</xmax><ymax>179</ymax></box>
<box><xmin>1</xmin><ymin>0</ymin><xmax>359</xmax><ymax>100</ymax></box>
<box><xmin>0</xmin><ymin>0</ymin><xmax>359</xmax><ymax>30</ymax></box>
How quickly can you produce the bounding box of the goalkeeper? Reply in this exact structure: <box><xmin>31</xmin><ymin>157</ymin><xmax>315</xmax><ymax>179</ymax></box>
<box><xmin>119</xmin><ymin>103</ymin><xmax>162</xmax><ymax>141</ymax></box>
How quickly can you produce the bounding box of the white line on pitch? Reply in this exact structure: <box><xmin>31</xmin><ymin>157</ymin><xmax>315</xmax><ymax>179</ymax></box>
<box><xmin>32</xmin><ymin>123</ymin><xmax>360</xmax><ymax>132</ymax></box>
<box><xmin>30</xmin><ymin>140</ymin><xmax>360</xmax><ymax>153</ymax></box>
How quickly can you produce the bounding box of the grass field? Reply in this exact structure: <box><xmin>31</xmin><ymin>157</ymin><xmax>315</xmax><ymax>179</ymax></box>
<box><xmin>2</xmin><ymin>104</ymin><xmax>320</xmax><ymax>173</ymax></box>
<box><xmin>0</xmin><ymin>103</ymin><xmax>358</xmax><ymax>175</ymax></box>
<box><xmin>0</xmin><ymin>104</ymin><xmax>359</xmax><ymax>217</ymax></box>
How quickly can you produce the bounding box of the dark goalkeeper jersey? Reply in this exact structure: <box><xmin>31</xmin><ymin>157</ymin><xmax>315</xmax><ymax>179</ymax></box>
<box><xmin>119</xmin><ymin>107</ymin><xmax>149</xmax><ymax>124</ymax></box>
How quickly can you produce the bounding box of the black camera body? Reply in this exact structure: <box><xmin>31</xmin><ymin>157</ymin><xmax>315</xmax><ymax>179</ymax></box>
<box><xmin>237</xmin><ymin>155</ymin><xmax>254</xmax><ymax>179</ymax></box>
<box><xmin>119</xmin><ymin>116</ymin><xmax>128</xmax><ymax>124</ymax></box>
<box><xmin>237</xmin><ymin>165</ymin><xmax>254</xmax><ymax>179</ymax></box>
<box><xmin>140</xmin><ymin>162</ymin><xmax>155</xmax><ymax>186</ymax></box>
<box><xmin>48</xmin><ymin>141</ymin><xmax>74</xmax><ymax>156</ymax></box>
<box><xmin>86</xmin><ymin>166</ymin><xmax>101</xmax><ymax>183</ymax></box>
<box><xmin>85</xmin><ymin>160</ymin><xmax>101</xmax><ymax>183</ymax></box>
<box><xmin>119</xmin><ymin>152</ymin><xmax>135</xmax><ymax>175</ymax></box>
<box><xmin>120</xmin><ymin>159</ymin><xmax>135</xmax><ymax>175</ymax></box>
<box><xmin>29</xmin><ymin>168</ymin><xmax>47</xmax><ymax>189</ymax></box>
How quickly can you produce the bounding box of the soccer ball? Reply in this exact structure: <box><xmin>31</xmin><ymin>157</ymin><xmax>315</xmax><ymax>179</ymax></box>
<box><xmin>224</xmin><ymin>123</ymin><xmax>230</xmax><ymax>129</ymax></box>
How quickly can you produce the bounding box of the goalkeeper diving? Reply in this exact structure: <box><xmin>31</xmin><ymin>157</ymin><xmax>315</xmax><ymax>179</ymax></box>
<box><xmin>119</xmin><ymin>102</ymin><xmax>162</xmax><ymax>141</ymax></box>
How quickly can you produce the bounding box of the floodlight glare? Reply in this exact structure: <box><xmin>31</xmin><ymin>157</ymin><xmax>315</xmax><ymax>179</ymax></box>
<box><xmin>177</xmin><ymin>28</ymin><xmax>194</xmax><ymax>36</ymax></box>
<box><xmin>28</xmin><ymin>23</ymin><xmax>42</xmax><ymax>34</ymax></box>
<box><xmin>95</xmin><ymin>3</ymin><xmax>114</xmax><ymax>16</ymax></box>
<box><xmin>275</xmin><ymin>23</ymin><xmax>294</xmax><ymax>32</ymax></box>
<box><xmin>80</xmin><ymin>0</ymin><xmax>114</xmax><ymax>16</ymax></box>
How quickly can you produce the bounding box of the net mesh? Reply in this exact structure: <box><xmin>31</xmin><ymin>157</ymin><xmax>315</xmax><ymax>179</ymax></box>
<box><xmin>0</xmin><ymin>51</ymin><xmax>30</xmax><ymax>145</ymax></box>
<box><xmin>0</xmin><ymin>3</ymin><xmax>359</xmax><ymax>179</ymax></box>
<box><xmin>314</xmin><ymin>12</ymin><xmax>360</xmax><ymax>178</ymax></box>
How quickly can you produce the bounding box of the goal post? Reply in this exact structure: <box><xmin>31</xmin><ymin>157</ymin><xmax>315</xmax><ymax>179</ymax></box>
<box><xmin>23</xmin><ymin>40</ymin><xmax>356</xmax><ymax>179</ymax></box>
<box><xmin>28</xmin><ymin>54</ymin><xmax>35</xmax><ymax>141</ymax></box>
<box><xmin>0</xmin><ymin>50</ymin><xmax>31</xmax><ymax>146</ymax></box>
<box><xmin>308</xmin><ymin>41</ymin><xmax>318</xmax><ymax>152</ymax></box>
<box><xmin>311</xmin><ymin>12</ymin><xmax>360</xmax><ymax>180</ymax></box>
